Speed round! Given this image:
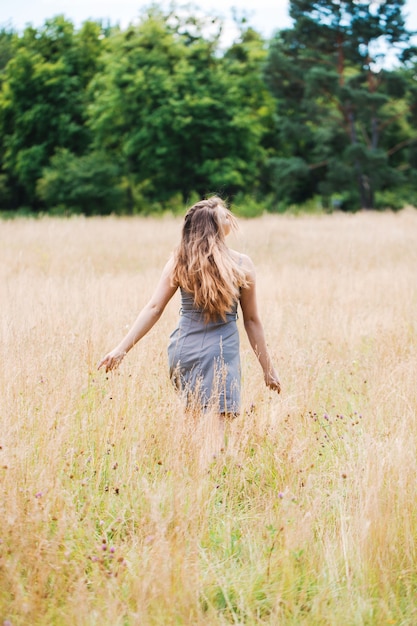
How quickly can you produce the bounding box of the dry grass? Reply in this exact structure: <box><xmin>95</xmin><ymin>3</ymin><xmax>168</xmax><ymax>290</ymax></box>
<box><xmin>0</xmin><ymin>209</ymin><xmax>416</xmax><ymax>625</ymax></box>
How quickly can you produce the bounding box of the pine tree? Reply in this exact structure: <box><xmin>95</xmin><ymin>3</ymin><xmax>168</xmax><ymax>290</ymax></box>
<box><xmin>265</xmin><ymin>0</ymin><xmax>417</xmax><ymax>209</ymax></box>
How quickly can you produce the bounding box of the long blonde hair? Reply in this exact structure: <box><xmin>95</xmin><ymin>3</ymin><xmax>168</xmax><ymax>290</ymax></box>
<box><xmin>171</xmin><ymin>197</ymin><xmax>248</xmax><ymax>321</ymax></box>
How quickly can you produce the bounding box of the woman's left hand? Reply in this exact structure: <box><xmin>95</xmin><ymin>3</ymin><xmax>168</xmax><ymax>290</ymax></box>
<box><xmin>98</xmin><ymin>349</ymin><xmax>126</xmax><ymax>373</ymax></box>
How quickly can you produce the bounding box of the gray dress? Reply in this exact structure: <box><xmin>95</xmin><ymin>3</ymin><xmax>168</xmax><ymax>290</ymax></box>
<box><xmin>168</xmin><ymin>288</ymin><xmax>241</xmax><ymax>413</ymax></box>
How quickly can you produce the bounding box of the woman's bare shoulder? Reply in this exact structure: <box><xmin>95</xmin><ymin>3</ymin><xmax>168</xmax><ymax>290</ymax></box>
<box><xmin>229</xmin><ymin>249</ymin><xmax>255</xmax><ymax>272</ymax></box>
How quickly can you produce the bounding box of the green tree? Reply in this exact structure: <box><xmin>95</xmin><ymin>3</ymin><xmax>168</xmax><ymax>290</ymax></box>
<box><xmin>88</xmin><ymin>7</ymin><xmax>273</xmax><ymax>210</ymax></box>
<box><xmin>0</xmin><ymin>27</ymin><xmax>16</xmax><ymax>77</ymax></box>
<box><xmin>264</xmin><ymin>0</ymin><xmax>417</xmax><ymax>209</ymax></box>
<box><xmin>36</xmin><ymin>148</ymin><xmax>125</xmax><ymax>215</ymax></box>
<box><xmin>0</xmin><ymin>16</ymin><xmax>107</xmax><ymax>210</ymax></box>
<box><xmin>0</xmin><ymin>27</ymin><xmax>18</xmax><ymax>208</ymax></box>
<box><xmin>223</xmin><ymin>27</ymin><xmax>277</xmax><ymax>203</ymax></box>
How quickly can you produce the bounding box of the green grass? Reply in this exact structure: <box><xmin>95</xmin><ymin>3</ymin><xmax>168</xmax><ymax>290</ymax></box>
<box><xmin>0</xmin><ymin>210</ymin><xmax>416</xmax><ymax>624</ymax></box>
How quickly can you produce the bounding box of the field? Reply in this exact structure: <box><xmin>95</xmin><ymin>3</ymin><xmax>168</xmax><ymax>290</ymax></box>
<box><xmin>1</xmin><ymin>209</ymin><xmax>417</xmax><ymax>625</ymax></box>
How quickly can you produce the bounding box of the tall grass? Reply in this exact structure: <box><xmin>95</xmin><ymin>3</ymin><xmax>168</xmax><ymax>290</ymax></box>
<box><xmin>0</xmin><ymin>209</ymin><xmax>416</xmax><ymax>625</ymax></box>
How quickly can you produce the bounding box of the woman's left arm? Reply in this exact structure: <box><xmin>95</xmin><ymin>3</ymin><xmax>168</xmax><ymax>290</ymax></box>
<box><xmin>98</xmin><ymin>258</ymin><xmax>177</xmax><ymax>373</ymax></box>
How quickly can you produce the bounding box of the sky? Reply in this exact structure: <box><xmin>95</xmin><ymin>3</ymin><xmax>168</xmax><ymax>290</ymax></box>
<box><xmin>1</xmin><ymin>0</ymin><xmax>417</xmax><ymax>42</ymax></box>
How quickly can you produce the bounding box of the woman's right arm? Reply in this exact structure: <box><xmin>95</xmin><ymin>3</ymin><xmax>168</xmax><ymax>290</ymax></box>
<box><xmin>239</xmin><ymin>255</ymin><xmax>281</xmax><ymax>393</ymax></box>
<box><xmin>98</xmin><ymin>257</ymin><xmax>177</xmax><ymax>373</ymax></box>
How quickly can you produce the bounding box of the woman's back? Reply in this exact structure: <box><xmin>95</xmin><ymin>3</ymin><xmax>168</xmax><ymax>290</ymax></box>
<box><xmin>171</xmin><ymin>199</ymin><xmax>247</xmax><ymax>322</ymax></box>
<box><xmin>179</xmin><ymin>287</ymin><xmax>238</xmax><ymax>321</ymax></box>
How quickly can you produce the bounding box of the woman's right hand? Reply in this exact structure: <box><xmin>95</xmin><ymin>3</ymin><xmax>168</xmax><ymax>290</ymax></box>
<box><xmin>98</xmin><ymin>349</ymin><xmax>127</xmax><ymax>373</ymax></box>
<box><xmin>264</xmin><ymin>369</ymin><xmax>281</xmax><ymax>394</ymax></box>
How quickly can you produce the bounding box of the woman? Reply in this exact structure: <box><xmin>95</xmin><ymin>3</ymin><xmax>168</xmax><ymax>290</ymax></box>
<box><xmin>98</xmin><ymin>197</ymin><xmax>281</xmax><ymax>415</ymax></box>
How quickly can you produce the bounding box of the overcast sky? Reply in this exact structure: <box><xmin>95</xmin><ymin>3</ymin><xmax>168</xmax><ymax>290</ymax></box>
<box><xmin>2</xmin><ymin>0</ymin><xmax>417</xmax><ymax>42</ymax></box>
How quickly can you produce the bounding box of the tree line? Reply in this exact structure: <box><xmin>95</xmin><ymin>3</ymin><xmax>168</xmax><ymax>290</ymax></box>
<box><xmin>1</xmin><ymin>0</ymin><xmax>416</xmax><ymax>215</ymax></box>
